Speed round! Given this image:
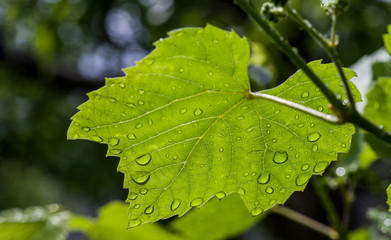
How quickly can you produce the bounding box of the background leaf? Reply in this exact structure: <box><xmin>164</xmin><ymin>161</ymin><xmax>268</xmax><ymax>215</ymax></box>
<box><xmin>170</xmin><ymin>194</ymin><xmax>266</xmax><ymax>240</ymax></box>
<box><xmin>0</xmin><ymin>205</ymin><xmax>70</xmax><ymax>240</ymax></box>
<box><xmin>388</xmin><ymin>185</ymin><xmax>391</xmax><ymax>212</ymax></box>
<box><xmin>68</xmin><ymin>25</ymin><xmax>359</xmax><ymax>226</ymax></box>
<box><xmin>384</xmin><ymin>25</ymin><xmax>391</xmax><ymax>55</ymax></box>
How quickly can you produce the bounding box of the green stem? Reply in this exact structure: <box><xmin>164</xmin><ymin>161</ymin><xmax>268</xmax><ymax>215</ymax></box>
<box><xmin>250</xmin><ymin>92</ymin><xmax>340</xmax><ymax>123</ymax></box>
<box><xmin>312</xmin><ymin>177</ymin><xmax>346</xmax><ymax>240</ymax></box>
<box><xmin>234</xmin><ymin>0</ymin><xmax>346</xmax><ymax>116</ymax></box>
<box><xmin>270</xmin><ymin>205</ymin><xmax>339</xmax><ymax>239</ymax></box>
<box><xmin>285</xmin><ymin>5</ymin><xmax>356</xmax><ymax>112</ymax></box>
<box><xmin>234</xmin><ymin>0</ymin><xmax>391</xmax><ymax>145</ymax></box>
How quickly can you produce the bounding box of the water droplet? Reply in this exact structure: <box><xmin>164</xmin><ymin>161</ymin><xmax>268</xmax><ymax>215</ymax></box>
<box><xmin>219</xmin><ymin>147</ymin><xmax>224</xmax><ymax>152</ymax></box>
<box><xmin>310</xmin><ymin>123</ymin><xmax>315</xmax><ymax>128</ymax></box>
<box><xmin>247</xmin><ymin>127</ymin><xmax>254</xmax><ymax>132</ymax></box>
<box><xmin>133</xmin><ymin>174</ymin><xmax>150</xmax><ymax>185</ymax></box>
<box><xmin>301</xmin><ymin>164</ymin><xmax>310</xmax><ymax>171</ymax></box>
<box><xmin>317</xmin><ymin>106</ymin><xmax>324</xmax><ymax>112</ymax></box>
<box><xmin>341</xmin><ymin>143</ymin><xmax>346</xmax><ymax>148</ymax></box>
<box><xmin>190</xmin><ymin>198</ymin><xmax>203</xmax><ymax>207</ymax></box>
<box><xmin>295</xmin><ymin>115</ymin><xmax>299</xmax><ymax>120</ymax></box>
<box><xmin>82</xmin><ymin>127</ymin><xmax>90</xmax><ymax>132</ymax></box>
<box><xmin>180</xmin><ymin>108</ymin><xmax>187</xmax><ymax>114</ymax></box>
<box><xmin>172</xmin><ymin>154</ymin><xmax>178</xmax><ymax>160</ymax></box>
<box><xmin>298</xmin><ymin>123</ymin><xmax>305</xmax><ymax>128</ymax></box>
<box><xmin>179</xmin><ymin>68</ymin><xmax>184</xmax><ymax>73</ymax></box>
<box><xmin>279</xmin><ymin>188</ymin><xmax>286</xmax><ymax>194</ymax></box>
<box><xmin>91</xmin><ymin>136</ymin><xmax>103</xmax><ymax>142</ymax></box>
<box><xmin>136</xmin><ymin>123</ymin><xmax>143</xmax><ymax>129</ymax></box>
<box><xmin>251</xmin><ymin>172</ymin><xmax>257</xmax><ymax>176</ymax></box>
<box><xmin>295</xmin><ymin>153</ymin><xmax>300</xmax><ymax>158</ymax></box>
<box><xmin>109</xmin><ymin>98</ymin><xmax>117</xmax><ymax>103</ymax></box>
<box><xmin>72</xmin><ymin>133</ymin><xmax>80</xmax><ymax>139</ymax></box>
<box><xmin>128</xmin><ymin>193</ymin><xmax>138</xmax><ymax>200</ymax></box>
<box><xmin>140</xmin><ymin>188</ymin><xmax>148</xmax><ymax>195</ymax></box>
<box><xmin>120</xmin><ymin>112</ymin><xmax>127</xmax><ymax>117</ymax></box>
<box><xmin>134</xmin><ymin>204</ymin><xmax>140</xmax><ymax>209</ymax></box>
<box><xmin>171</xmin><ymin>199</ymin><xmax>181</xmax><ymax>211</ymax></box>
<box><xmin>266</xmin><ymin>186</ymin><xmax>274</xmax><ymax>194</ymax></box>
<box><xmin>244</xmin><ymin>172</ymin><xmax>249</xmax><ymax>177</ymax></box>
<box><xmin>110</xmin><ymin>149</ymin><xmax>122</xmax><ymax>155</ymax></box>
<box><xmin>194</xmin><ymin>108</ymin><xmax>203</xmax><ymax>116</ymax></box>
<box><xmin>269</xmin><ymin>199</ymin><xmax>277</xmax><ymax>205</ymax></box>
<box><xmin>257</xmin><ymin>171</ymin><xmax>271</xmax><ymax>184</ymax></box>
<box><xmin>251</xmin><ymin>207</ymin><xmax>263</xmax><ymax>216</ymax></box>
<box><xmin>128</xmin><ymin>219</ymin><xmax>142</xmax><ymax>228</ymax></box>
<box><xmin>267</xmin><ymin>124</ymin><xmax>271</xmax><ymax>128</ymax></box>
<box><xmin>266</xmin><ymin>130</ymin><xmax>270</xmax><ymax>135</ymax></box>
<box><xmin>272</xmin><ymin>138</ymin><xmax>277</xmax><ymax>143</ymax></box>
<box><xmin>127</xmin><ymin>103</ymin><xmax>136</xmax><ymax>108</ymax></box>
<box><xmin>138</xmin><ymin>100</ymin><xmax>145</xmax><ymax>105</ymax></box>
<box><xmin>285</xmin><ymin>174</ymin><xmax>291</xmax><ymax>179</ymax></box>
<box><xmin>307</xmin><ymin>132</ymin><xmax>321</xmax><ymax>142</ymax></box>
<box><xmin>145</xmin><ymin>59</ymin><xmax>154</xmax><ymax>65</ymax></box>
<box><xmin>208</xmin><ymin>71</ymin><xmax>213</xmax><ymax>77</ymax></box>
<box><xmin>109</xmin><ymin>138</ymin><xmax>119</xmax><ymax>146</ymax></box>
<box><xmin>136</xmin><ymin>154</ymin><xmax>152</xmax><ymax>166</ymax></box>
<box><xmin>237</xmin><ymin>116</ymin><xmax>244</xmax><ymax>120</ymax></box>
<box><xmin>215</xmin><ymin>192</ymin><xmax>226</xmax><ymax>200</ymax></box>
<box><xmin>312</xmin><ymin>144</ymin><xmax>318</xmax><ymax>152</ymax></box>
<box><xmin>301</xmin><ymin>91</ymin><xmax>310</xmax><ymax>98</ymax></box>
<box><xmin>296</xmin><ymin>173</ymin><xmax>311</xmax><ymax>186</ymax></box>
<box><xmin>274</xmin><ymin>110</ymin><xmax>280</xmax><ymax>114</ymax></box>
<box><xmin>315</xmin><ymin>87</ymin><xmax>320</xmax><ymax>92</ymax></box>
<box><xmin>314</xmin><ymin>162</ymin><xmax>328</xmax><ymax>173</ymax></box>
<box><xmin>127</xmin><ymin>133</ymin><xmax>137</xmax><ymax>140</ymax></box>
<box><xmin>273</xmin><ymin>151</ymin><xmax>288</xmax><ymax>164</ymax></box>
<box><xmin>144</xmin><ymin>206</ymin><xmax>154</xmax><ymax>215</ymax></box>
<box><xmin>236</xmin><ymin>187</ymin><xmax>245</xmax><ymax>195</ymax></box>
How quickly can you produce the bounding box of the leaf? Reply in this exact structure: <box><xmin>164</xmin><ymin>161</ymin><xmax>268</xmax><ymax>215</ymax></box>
<box><xmin>0</xmin><ymin>204</ymin><xmax>70</xmax><ymax>240</ymax></box>
<box><xmin>67</xmin><ymin>25</ymin><xmax>359</xmax><ymax>226</ymax></box>
<box><xmin>87</xmin><ymin>201</ymin><xmax>181</xmax><ymax>240</ymax></box>
<box><xmin>364</xmin><ymin>77</ymin><xmax>391</xmax><ymax>157</ymax></box>
<box><xmin>388</xmin><ymin>185</ymin><xmax>391</xmax><ymax>212</ymax></box>
<box><xmin>384</xmin><ymin>25</ymin><xmax>391</xmax><ymax>55</ymax></box>
<box><xmin>170</xmin><ymin>194</ymin><xmax>266</xmax><ymax>240</ymax></box>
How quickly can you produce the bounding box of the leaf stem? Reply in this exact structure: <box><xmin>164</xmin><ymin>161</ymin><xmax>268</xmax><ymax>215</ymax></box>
<box><xmin>234</xmin><ymin>0</ymin><xmax>346</xmax><ymax>118</ymax></box>
<box><xmin>312</xmin><ymin>177</ymin><xmax>347</xmax><ymax>240</ymax></box>
<box><xmin>269</xmin><ymin>205</ymin><xmax>339</xmax><ymax>239</ymax></box>
<box><xmin>284</xmin><ymin>5</ymin><xmax>356</xmax><ymax>113</ymax></box>
<box><xmin>250</xmin><ymin>92</ymin><xmax>340</xmax><ymax>123</ymax></box>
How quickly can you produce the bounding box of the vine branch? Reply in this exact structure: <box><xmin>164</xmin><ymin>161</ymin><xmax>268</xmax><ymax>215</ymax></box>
<box><xmin>270</xmin><ymin>205</ymin><xmax>339</xmax><ymax>239</ymax></box>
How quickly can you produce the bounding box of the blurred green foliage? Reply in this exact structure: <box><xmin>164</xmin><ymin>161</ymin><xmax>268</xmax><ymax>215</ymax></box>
<box><xmin>0</xmin><ymin>0</ymin><xmax>391</xmax><ymax>239</ymax></box>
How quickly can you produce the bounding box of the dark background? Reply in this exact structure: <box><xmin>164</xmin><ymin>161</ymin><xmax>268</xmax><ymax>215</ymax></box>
<box><xmin>1</xmin><ymin>0</ymin><xmax>390</xmax><ymax>239</ymax></box>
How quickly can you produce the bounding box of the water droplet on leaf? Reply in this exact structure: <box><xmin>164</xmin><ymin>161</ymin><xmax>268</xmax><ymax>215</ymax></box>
<box><xmin>190</xmin><ymin>198</ymin><xmax>203</xmax><ymax>207</ymax></box>
<box><xmin>91</xmin><ymin>136</ymin><xmax>103</xmax><ymax>142</ymax></box>
<box><xmin>215</xmin><ymin>192</ymin><xmax>226</xmax><ymax>200</ymax></box>
<box><xmin>128</xmin><ymin>219</ymin><xmax>142</xmax><ymax>228</ymax></box>
<box><xmin>82</xmin><ymin>127</ymin><xmax>90</xmax><ymax>132</ymax></box>
<box><xmin>180</xmin><ymin>108</ymin><xmax>187</xmax><ymax>114</ymax></box>
<box><xmin>301</xmin><ymin>164</ymin><xmax>310</xmax><ymax>171</ymax></box>
<box><xmin>138</xmin><ymin>100</ymin><xmax>145</xmax><ymax>105</ymax></box>
<box><xmin>127</xmin><ymin>133</ymin><xmax>137</xmax><ymax>140</ymax></box>
<box><xmin>307</xmin><ymin>132</ymin><xmax>321</xmax><ymax>142</ymax></box>
<box><xmin>133</xmin><ymin>174</ymin><xmax>150</xmax><ymax>185</ymax></box>
<box><xmin>251</xmin><ymin>208</ymin><xmax>263</xmax><ymax>216</ymax></box>
<box><xmin>257</xmin><ymin>171</ymin><xmax>271</xmax><ymax>184</ymax></box>
<box><xmin>296</xmin><ymin>173</ymin><xmax>311</xmax><ymax>186</ymax></box>
<box><xmin>301</xmin><ymin>91</ymin><xmax>310</xmax><ymax>98</ymax></box>
<box><xmin>266</xmin><ymin>186</ymin><xmax>274</xmax><ymax>194</ymax></box>
<box><xmin>136</xmin><ymin>154</ymin><xmax>152</xmax><ymax>166</ymax></box>
<box><xmin>171</xmin><ymin>199</ymin><xmax>181</xmax><ymax>211</ymax></box>
<box><xmin>109</xmin><ymin>138</ymin><xmax>119</xmax><ymax>146</ymax></box>
<box><xmin>312</xmin><ymin>144</ymin><xmax>318</xmax><ymax>152</ymax></box>
<box><xmin>236</xmin><ymin>187</ymin><xmax>245</xmax><ymax>195</ymax></box>
<box><xmin>273</xmin><ymin>151</ymin><xmax>288</xmax><ymax>164</ymax></box>
<box><xmin>144</xmin><ymin>206</ymin><xmax>154</xmax><ymax>215</ymax></box>
<box><xmin>194</xmin><ymin>108</ymin><xmax>203</xmax><ymax>116</ymax></box>
<box><xmin>314</xmin><ymin>162</ymin><xmax>328</xmax><ymax>173</ymax></box>
<box><xmin>140</xmin><ymin>188</ymin><xmax>148</xmax><ymax>195</ymax></box>
<box><xmin>136</xmin><ymin>123</ymin><xmax>143</xmax><ymax>129</ymax></box>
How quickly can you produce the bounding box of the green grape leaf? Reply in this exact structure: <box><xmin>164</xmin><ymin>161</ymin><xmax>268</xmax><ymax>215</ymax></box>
<box><xmin>0</xmin><ymin>204</ymin><xmax>70</xmax><ymax>240</ymax></box>
<box><xmin>170</xmin><ymin>194</ymin><xmax>265</xmax><ymax>240</ymax></box>
<box><xmin>87</xmin><ymin>201</ymin><xmax>181</xmax><ymax>240</ymax></box>
<box><xmin>384</xmin><ymin>25</ymin><xmax>391</xmax><ymax>55</ymax></box>
<box><xmin>68</xmin><ymin>25</ymin><xmax>359</xmax><ymax>227</ymax></box>
<box><xmin>364</xmin><ymin>77</ymin><xmax>391</xmax><ymax>157</ymax></box>
<box><xmin>388</xmin><ymin>185</ymin><xmax>391</xmax><ymax>212</ymax></box>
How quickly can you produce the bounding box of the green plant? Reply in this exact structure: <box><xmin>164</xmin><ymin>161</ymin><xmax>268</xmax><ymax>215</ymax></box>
<box><xmin>2</xmin><ymin>0</ymin><xmax>390</xmax><ymax>239</ymax></box>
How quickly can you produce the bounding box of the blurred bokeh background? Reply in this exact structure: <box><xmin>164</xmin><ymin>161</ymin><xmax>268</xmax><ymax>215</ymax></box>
<box><xmin>0</xmin><ymin>0</ymin><xmax>391</xmax><ymax>239</ymax></box>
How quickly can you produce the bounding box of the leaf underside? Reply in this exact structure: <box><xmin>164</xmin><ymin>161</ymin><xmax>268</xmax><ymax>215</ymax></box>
<box><xmin>68</xmin><ymin>25</ymin><xmax>359</xmax><ymax>227</ymax></box>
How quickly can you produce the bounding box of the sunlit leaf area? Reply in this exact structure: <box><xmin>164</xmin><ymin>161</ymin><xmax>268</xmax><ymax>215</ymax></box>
<box><xmin>1</xmin><ymin>0</ymin><xmax>391</xmax><ymax>239</ymax></box>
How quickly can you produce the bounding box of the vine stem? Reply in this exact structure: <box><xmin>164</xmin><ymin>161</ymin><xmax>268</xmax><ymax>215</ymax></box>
<box><xmin>285</xmin><ymin>5</ymin><xmax>356</xmax><ymax>112</ymax></box>
<box><xmin>234</xmin><ymin>0</ymin><xmax>391</xmax><ymax>145</ymax></box>
<box><xmin>249</xmin><ymin>92</ymin><xmax>340</xmax><ymax>123</ymax></box>
<box><xmin>269</xmin><ymin>205</ymin><xmax>339</xmax><ymax>239</ymax></box>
